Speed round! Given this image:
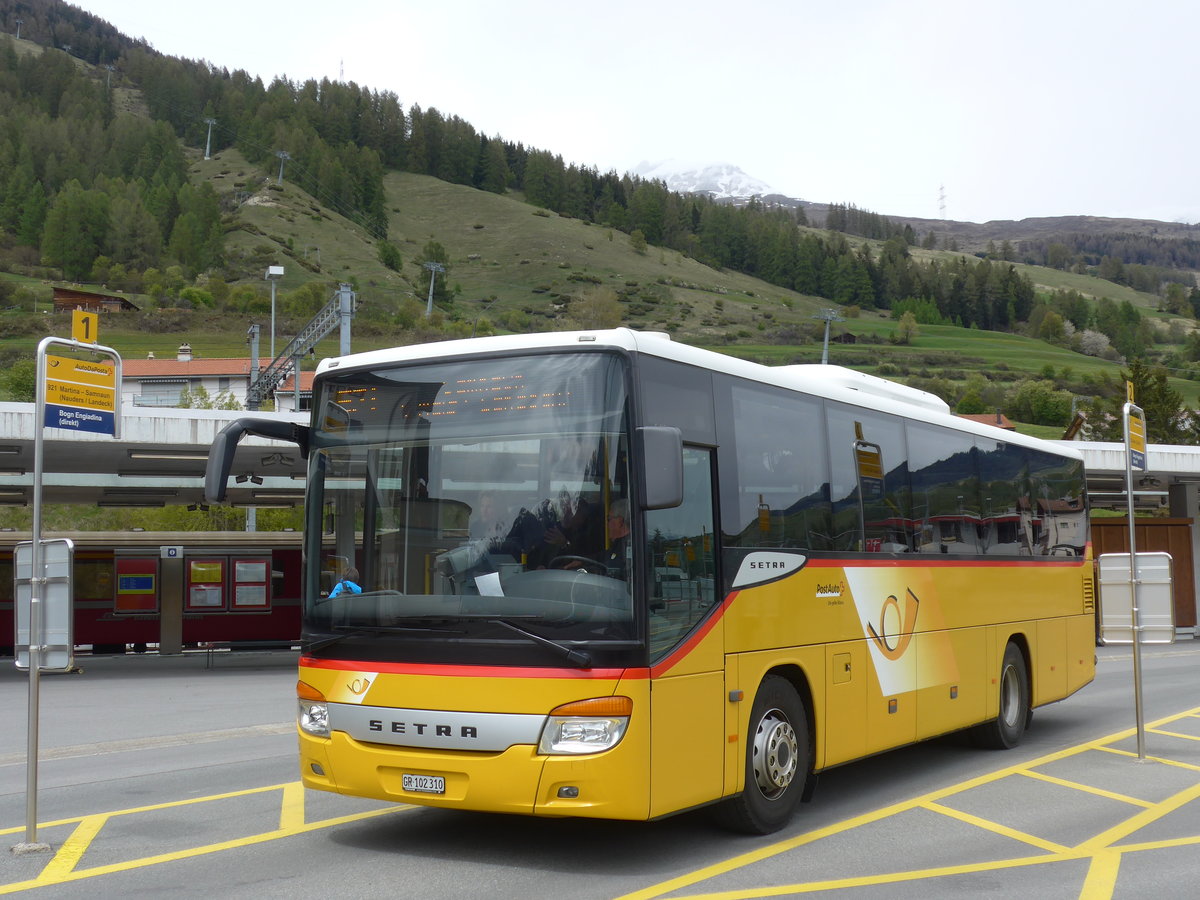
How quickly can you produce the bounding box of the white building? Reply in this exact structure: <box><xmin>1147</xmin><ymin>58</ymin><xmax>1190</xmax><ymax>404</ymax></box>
<box><xmin>122</xmin><ymin>344</ymin><xmax>312</xmax><ymax>412</ymax></box>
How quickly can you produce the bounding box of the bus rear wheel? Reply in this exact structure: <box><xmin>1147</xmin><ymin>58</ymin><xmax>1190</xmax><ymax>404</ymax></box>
<box><xmin>716</xmin><ymin>675</ymin><xmax>810</xmax><ymax>834</ymax></box>
<box><xmin>972</xmin><ymin>642</ymin><xmax>1029</xmax><ymax>749</ymax></box>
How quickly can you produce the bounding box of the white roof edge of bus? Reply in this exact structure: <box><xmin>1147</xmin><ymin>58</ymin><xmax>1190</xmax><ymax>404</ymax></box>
<box><xmin>315</xmin><ymin>328</ymin><xmax>1082</xmax><ymax>461</ymax></box>
<box><xmin>775</xmin><ymin>365</ymin><xmax>950</xmax><ymax>415</ymax></box>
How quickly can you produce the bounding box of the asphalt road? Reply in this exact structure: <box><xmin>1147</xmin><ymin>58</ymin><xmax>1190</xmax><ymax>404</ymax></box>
<box><xmin>2</xmin><ymin>641</ymin><xmax>1199</xmax><ymax>899</ymax></box>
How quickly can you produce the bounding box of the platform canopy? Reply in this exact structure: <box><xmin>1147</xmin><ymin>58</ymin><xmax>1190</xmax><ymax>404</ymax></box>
<box><xmin>1</xmin><ymin>402</ymin><xmax>1197</xmax><ymax>513</ymax></box>
<box><xmin>1055</xmin><ymin>440</ymin><xmax>1200</xmax><ymax>511</ymax></box>
<box><xmin>0</xmin><ymin>403</ymin><xmax>308</xmax><ymax>510</ymax></box>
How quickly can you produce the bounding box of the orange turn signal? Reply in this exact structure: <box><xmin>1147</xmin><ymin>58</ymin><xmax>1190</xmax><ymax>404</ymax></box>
<box><xmin>297</xmin><ymin>680</ymin><xmax>325</xmax><ymax>702</ymax></box>
<box><xmin>550</xmin><ymin>696</ymin><xmax>633</xmax><ymax>717</ymax></box>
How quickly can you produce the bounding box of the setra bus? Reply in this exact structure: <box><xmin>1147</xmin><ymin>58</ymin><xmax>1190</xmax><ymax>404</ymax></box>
<box><xmin>205</xmin><ymin>328</ymin><xmax>1095</xmax><ymax>833</ymax></box>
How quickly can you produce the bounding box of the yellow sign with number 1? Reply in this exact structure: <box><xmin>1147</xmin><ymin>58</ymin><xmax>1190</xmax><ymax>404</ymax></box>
<box><xmin>72</xmin><ymin>310</ymin><xmax>99</xmax><ymax>344</ymax></box>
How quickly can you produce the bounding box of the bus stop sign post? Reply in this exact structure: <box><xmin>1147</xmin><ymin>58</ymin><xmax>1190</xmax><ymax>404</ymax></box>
<box><xmin>1123</xmin><ymin>388</ymin><xmax>1147</xmax><ymax>761</ymax></box>
<box><xmin>13</xmin><ymin>322</ymin><xmax>122</xmax><ymax>854</ymax></box>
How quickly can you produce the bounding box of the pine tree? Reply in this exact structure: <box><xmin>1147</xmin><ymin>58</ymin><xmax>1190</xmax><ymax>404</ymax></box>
<box><xmin>41</xmin><ymin>180</ymin><xmax>109</xmax><ymax>279</ymax></box>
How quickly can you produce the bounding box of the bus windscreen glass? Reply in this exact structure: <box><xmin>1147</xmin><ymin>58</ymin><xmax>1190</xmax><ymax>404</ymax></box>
<box><xmin>303</xmin><ymin>351</ymin><xmax>635</xmax><ymax>663</ymax></box>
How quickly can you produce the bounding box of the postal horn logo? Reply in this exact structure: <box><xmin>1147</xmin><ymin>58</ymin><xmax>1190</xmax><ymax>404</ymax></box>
<box><xmin>866</xmin><ymin>587</ymin><xmax>920</xmax><ymax>661</ymax></box>
<box><xmin>348</xmin><ymin>676</ymin><xmax>371</xmax><ymax>695</ymax></box>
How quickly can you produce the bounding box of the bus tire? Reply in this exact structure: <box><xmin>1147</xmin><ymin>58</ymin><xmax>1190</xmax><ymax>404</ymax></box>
<box><xmin>972</xmin><ymin>642</ymin><xmax>1029</xmax><ymax>749</ymax></box>
<box><xmin>715</xmin><ymin>674</ymin><xmax>810</xmax><ymax>834</ymax></box>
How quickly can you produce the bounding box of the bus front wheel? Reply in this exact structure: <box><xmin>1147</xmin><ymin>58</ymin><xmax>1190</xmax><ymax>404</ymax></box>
<box><xmin>972</xmin><ymin>642</ymin><xmax>1030</xmax><ymax>749</ymax></box>
<box><xmin>716</xmin><ymin>675</ymin><xmax>810</xmax><ymax>834</ymax></box>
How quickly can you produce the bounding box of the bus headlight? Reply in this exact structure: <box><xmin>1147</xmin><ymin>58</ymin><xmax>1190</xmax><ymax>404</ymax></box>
<box><xmin>297</xmin><ymin>680</ymin><xmax>329</xmax><ymax>738</ymax></box>
<box><xmin>538</xmin><ymin>696</ymin><xmax>632</xmax><ymax>755</ymax></box>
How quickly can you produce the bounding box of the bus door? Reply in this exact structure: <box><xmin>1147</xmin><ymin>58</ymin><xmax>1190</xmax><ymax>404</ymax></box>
<box><xmin>645</xmin><ymin>447</ymin><xmax>725</xmax><ymax>817</ymax></box>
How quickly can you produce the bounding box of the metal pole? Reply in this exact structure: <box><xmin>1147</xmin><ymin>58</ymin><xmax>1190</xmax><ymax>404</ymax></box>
<box><xmin>246</xmin><ymin>324</ymin><xmax>260</xmax><ymax>412</ymax></box>
<box><xmin>1124</xmin><ymin>401</ymin><xmax>1146</xmax><ymax>760</ymax></box>
<box><xmin>423</xmin><ymin>262</ymin><xmax>444</xmax><ymax>318</ymax></box>
<box><xmin>338</xmin><ymin>283</ymin><xmax>355</xmax><ymax>357</ymax></box>
<box><xmin>270</xmin><ymin>280</ymin><xmax>277</xmax><ymax>361</ymax></box>
<box><xmin>813</xmin><ymin>308</ymin><xmax>842</xmax><ymax>364</ymax></box>
<box><xmin>19</xmin><ymin>339</ymin><xmax>53</xmax><ymax>851</ymax></box>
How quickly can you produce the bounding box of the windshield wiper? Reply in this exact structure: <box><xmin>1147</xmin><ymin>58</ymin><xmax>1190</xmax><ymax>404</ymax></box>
<box><xmin>305</xmin><ymin>623</ymin><xmax>465</xmax><ymax>653</ymax></box>
<box><xmin>490</xmin><ymin>618</ymin><xmax>593</xmax><ymax>668</ymax></box>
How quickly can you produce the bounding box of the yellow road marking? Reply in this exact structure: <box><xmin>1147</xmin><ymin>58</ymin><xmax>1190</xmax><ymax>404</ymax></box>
<box><xmin>1094</xmin><ymin>745</ymin><xmax>1200</xmax><ymax>772</ymax></box>
<box><xmin>921</xmin><ymin>800</ymin><xmax>1068</xmax><ymax>853</ymax></box>
<box><xmin>33</xmin><ymin>815</ymin><xmax>106</xmax><ymax>882</ymax></box>
<box><xmin>0</xmin><ymin>781</ymin><xmax>296</xmax><ymax>838</ymax></box>
<box><xmin>1</xmin><ymin>806</ymin><xmax>406</xmax><ymax>895</ymax></box>
<box><xmin>0</xmin><ymin>783</ymin><xmax>413</xmax><ymax>895</ymax></box>
<box><xmin>278</xmin><ymin>781</ymin><xmax>306</xmax><ymax>830</ymax></box>
<box><xmin>1078</xmin><ymin>850</ymin><xmax>1121</xmax><ymax>899</ymax></box>
<box><xmin>615</xmin><ymin>704</ymin><xmax>1200</xmax><ymax>900</ymax></box>
<box><xmin>1146</xmin><ymin>727</ymin><xmax>1200</xmax><ymax>742</ymax></box>
<box><xmin>6</xmin><ymin>705</ymin><xmax>1200</xmax><ymax>897</ymax></box>
<box><xmin>1074</xmin><ymin>777</ymin><xmax>1200</xmax><ymax>852</ymax></box>
<box><xmin>1017</xmin><ymin>769</ymin><xmax>1154</xmax><ymax>808</ymax></box>
<box><xmin>623</xmin><ymin>851</ymin><xmax>1074</xmax><ymax>899</ymax></box>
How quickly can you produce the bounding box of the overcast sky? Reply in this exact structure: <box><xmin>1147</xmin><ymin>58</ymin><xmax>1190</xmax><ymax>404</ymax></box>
<box><xmin>88</xmin><ymin>0</ymin><xmax>1198</xmax><ymax>225</ymax></box>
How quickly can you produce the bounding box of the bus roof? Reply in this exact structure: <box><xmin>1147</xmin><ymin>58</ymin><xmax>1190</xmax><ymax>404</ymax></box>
<box><xmin>315</xmin><ymin>329</ymin><xmax>1083</xmax><ymax>461</ymax></box>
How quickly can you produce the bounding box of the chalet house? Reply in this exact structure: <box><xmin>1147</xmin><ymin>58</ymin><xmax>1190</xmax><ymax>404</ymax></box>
<box><xmin>52</xmin><ymin>287</ymin><xmax>139</xmax><ymax>313</ymax></box>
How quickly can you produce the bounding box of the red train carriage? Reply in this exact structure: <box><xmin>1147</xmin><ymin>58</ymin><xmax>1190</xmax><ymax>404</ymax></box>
<box><xmin>0</xmin><ymin>531</ymin><xmax>302</xmax><ymax>656</ymax></box>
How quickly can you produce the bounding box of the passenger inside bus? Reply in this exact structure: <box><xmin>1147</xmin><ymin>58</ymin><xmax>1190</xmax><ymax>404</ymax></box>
<box><xmin>601</xmin><ymin>498</ymin><xmax>631</xmax><ymax>580</ymax></box>
<box><xmin>536</xmin><ymin>497</ymin><xmax>624</xmax><ymax>577</ymax></box>
<box><xmin>469</xmin><ymin>491</ymin><xmax>509</xmax><ymax>545</ymax></box>
<box><xmin>329</xmin><ymin>567</ymin><xmax>362</xmax><ymax>597</ymax></box>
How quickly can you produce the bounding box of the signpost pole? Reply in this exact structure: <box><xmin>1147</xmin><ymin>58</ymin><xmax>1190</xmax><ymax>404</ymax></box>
<box><xmin>14</xmin><ymin>318</ymin><xmax>121</xmax><ymax>854</ymax></box>
<box><xmin>14</xmin><ymin>341</ymin><xmax>53</xmax><ymax>852</ymax></box>
<box><xmin>1123</xmin><ymin>383</ymin><xmax>1147</xmax><ymax>761</ymax></box>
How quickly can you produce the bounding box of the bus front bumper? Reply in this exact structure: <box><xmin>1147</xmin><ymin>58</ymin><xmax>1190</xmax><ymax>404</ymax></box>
<box><xmin>299</xmin><ymin>729</ymin><xmax>650</xmax><ymax>820</ymax></box>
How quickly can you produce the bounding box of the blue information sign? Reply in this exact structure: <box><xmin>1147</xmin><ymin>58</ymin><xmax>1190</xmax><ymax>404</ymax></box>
<box><xmin>44</xmin><ymin>404</ymin><xmax>116</xmax><ymax>435</ymax></box>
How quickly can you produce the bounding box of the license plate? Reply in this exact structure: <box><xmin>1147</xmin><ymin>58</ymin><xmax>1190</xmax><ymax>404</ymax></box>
<box><xmin>402</xmin><ymin>773</ymin><xmax>446</xmax><ymax>794</ymax></box>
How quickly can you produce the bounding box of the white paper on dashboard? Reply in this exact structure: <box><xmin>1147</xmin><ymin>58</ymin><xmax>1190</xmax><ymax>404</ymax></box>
<box><xmin>475</xmin><ymin>572</ymin><xmax>504</xmax><ymax>596</ymax></box>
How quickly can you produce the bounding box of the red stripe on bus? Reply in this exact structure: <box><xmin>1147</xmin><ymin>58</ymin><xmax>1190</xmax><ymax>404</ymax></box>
<box><xmin>803</xmin><ymin>557</ymin><xmax>1086</xmax><ymax>569</ymax></box>
<box><xmin>649</xmin><ymin>592</ymin><xmax>738</xmax><ymax>678</ymax></box>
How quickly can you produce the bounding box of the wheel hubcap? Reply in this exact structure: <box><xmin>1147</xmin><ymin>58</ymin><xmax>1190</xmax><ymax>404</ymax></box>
<box><xmin>752</xmin><ymin>708</ymin><xmax>798</xmax><ymax>799</ymax></box>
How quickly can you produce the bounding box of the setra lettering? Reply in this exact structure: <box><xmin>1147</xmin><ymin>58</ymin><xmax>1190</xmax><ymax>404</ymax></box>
<box><xmin>366</xmin><ymin>718</ymin><xmax>478</xmax><ymax>739</ymax></box>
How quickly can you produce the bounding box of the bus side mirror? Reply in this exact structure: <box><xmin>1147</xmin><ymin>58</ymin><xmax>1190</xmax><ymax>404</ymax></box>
<box><xmin>204</xmin><ymin>417</ymin><xmax>310</xmax><ymax>504</ymax></box>
<box><xmin>638</xmin><ymin>426</ymin><xmax>683</xmax><ymax>510</ymax></box>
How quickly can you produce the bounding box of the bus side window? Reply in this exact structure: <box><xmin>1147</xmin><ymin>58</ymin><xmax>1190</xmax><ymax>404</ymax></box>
<box><xmin>827</xmin><ymin>405</ymin><xmax>909</xmax><ymax>553</ymax></box>
<box><xmin>646</xmin><ymin>447</ymin><xmax>717</xmax><ymax>660</ymax></box>
<box><xmin>722</xmin><ymin>384</ymin><xmax>831</xmax><ymax>552</ymax></box>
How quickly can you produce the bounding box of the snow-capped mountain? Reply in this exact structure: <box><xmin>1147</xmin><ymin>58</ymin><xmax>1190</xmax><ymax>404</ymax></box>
<box><xmin>632</xmin><ymin>160</ymin><xmax>774</xmax><ymax>200</ymax></box>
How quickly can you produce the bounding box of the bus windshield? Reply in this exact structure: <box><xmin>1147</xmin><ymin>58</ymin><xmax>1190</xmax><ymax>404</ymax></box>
<box><xmin>303</xmin><ymin>351</ymin><xmax>636</xmax><ymax>663</ymax></box>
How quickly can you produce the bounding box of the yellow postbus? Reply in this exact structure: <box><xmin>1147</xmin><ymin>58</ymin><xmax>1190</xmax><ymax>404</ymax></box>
<box><xmin>207</xmin><ymin>328</ymin><xmax>1095</xmax><ymax>833</ymax></box>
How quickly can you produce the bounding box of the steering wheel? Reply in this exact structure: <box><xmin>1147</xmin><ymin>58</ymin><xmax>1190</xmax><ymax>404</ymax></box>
<box><xmin>549</xmin><ymin>555</ymin><xmax>603</xmax><ymax>574</ymax></box>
